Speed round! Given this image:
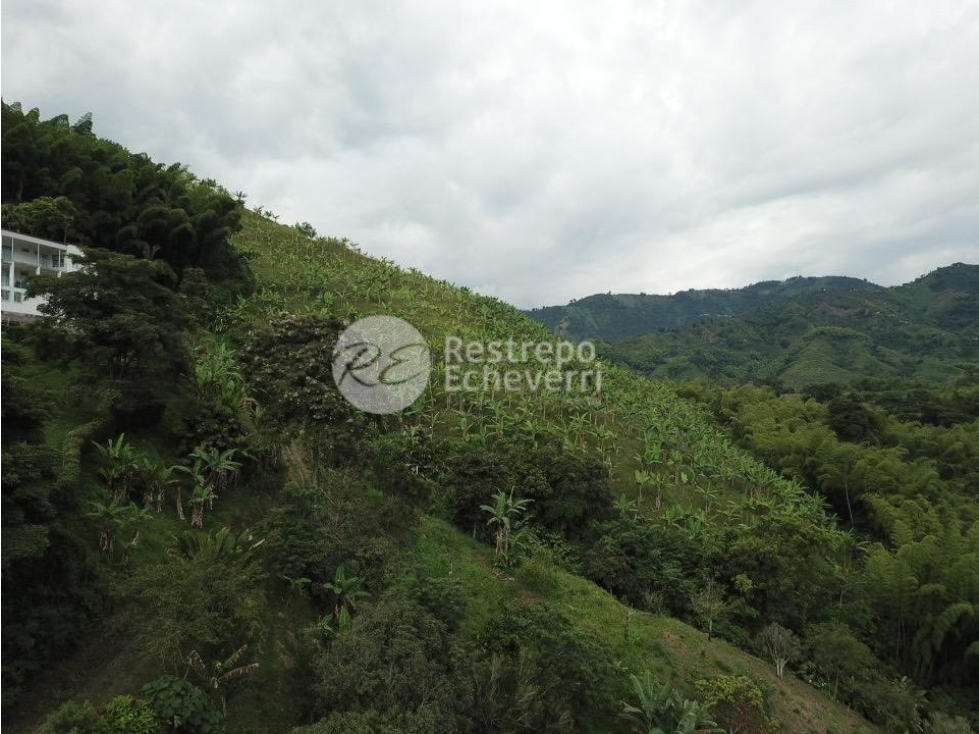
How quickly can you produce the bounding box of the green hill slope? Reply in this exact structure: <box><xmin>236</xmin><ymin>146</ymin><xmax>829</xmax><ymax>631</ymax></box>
<box><xmin>8</xmin><ymin>105</ymin><xmax>973</xmax><ymax>734</ymax></box>
<box><xmin>6</xmin><ymin>211</ymin><xmax>886</xmax><ymax>734</ymax></box>
<box><xmin>601</xmin><ymin>264</ymin><xmax>979</xmax><ymax>389</ymax></box>
<box><xmin>525</xmin><ymin>276</ymin><xmax>881</xmax><ymax>339</ymax></box>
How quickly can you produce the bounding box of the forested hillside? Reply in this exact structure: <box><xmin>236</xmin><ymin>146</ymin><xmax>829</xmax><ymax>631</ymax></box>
<box><xmin>600</xmin><ymin>265</ymin><xmax>979</xmax><ymax>389</ymax></box>
<box><xmin>3</xmin><ymin>104</ymin><xmax>977</xmax><ymax>734</ymax></box>
<box><xmin>525</xmin><ymin>276</ymin><xmax>880</xmax><ymax>340</ymax></box>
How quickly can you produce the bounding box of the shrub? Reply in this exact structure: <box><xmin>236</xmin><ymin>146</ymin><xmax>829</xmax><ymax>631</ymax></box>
<box><xmin>311</xmin><ymin>597</ymin><xmax>468</xmax><ymax>733</ymax></box>
<box><xmin>696</xmin><ymin>675</ymin><xmax>775</xmax><ymax>734</ymax></box>
<box><xmin>101</xmin><ymin>696</ymin><xmax>161</xmax><ymax>734</ymax></box>
<box><xmin>141</xmin><ymin>676</ymin><xmax>221</xmax><ymax>734</ymax></box>
<box><xmin>41</xmin><ymin>700</ymin><xmax>106</xmax><ymax>734</ymax></box>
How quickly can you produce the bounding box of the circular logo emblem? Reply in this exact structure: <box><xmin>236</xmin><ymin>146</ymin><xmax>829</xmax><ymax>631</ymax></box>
<box><xmin>332</xmin><ymin>315</ymin><xmax>431</xmax><ymax>414</ymax></box>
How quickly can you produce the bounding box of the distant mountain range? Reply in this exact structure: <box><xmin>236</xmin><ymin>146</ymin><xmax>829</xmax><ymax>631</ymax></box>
<box><xmin>526</xmin><ymin>264</ymin><xmax>979</xmax><ymax>389</ymax></box>
<box><xmin>525</xmin><ymin>275</ymin><xmax>881</xmax><ymax>340</ymax></box>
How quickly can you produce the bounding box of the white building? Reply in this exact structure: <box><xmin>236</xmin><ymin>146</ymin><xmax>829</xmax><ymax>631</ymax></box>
<box><xmin>2</xmin><ymin>229</ymin><xmax>83</xmax><ymax>322</ymax></box>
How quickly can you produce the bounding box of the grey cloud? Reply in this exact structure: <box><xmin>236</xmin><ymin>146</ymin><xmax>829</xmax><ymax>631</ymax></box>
<box><xmin>2</xmin><ymin>0</ymin><xmax>977</xmax><ymax>308</ymax></box>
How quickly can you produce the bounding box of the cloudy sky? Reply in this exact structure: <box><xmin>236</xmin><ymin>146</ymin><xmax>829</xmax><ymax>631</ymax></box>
<box><xmin>3</xmin><ymin>1</ymin><xmax>977</xmax><ymax>308</ymax></box>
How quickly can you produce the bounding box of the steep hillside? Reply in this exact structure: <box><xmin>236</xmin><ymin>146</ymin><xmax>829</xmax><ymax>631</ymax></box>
<box><xmin>6</xmin><ymin>210</ymin><xmax>887</xmax><ymax>734</ymax></box>
<box><xmin>7</xmin><ymin>105</ymin><xmax>973</xmax><ymax>734</ymax></box>
<box><xmin>525</xmin><ymin>276</ymin><xmax>880</xmax><ymax>339</ymax></box>
<box><xmin>602</xmin><ymin>264</ymin><xmax>979</xmax><ymax>389</ymax></box>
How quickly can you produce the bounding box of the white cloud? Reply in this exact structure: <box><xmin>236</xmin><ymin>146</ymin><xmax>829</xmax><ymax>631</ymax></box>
<box><xmin>3</xmin><ymin>0</ymin><xmax>977</xmax><ymax>307</ymax></box>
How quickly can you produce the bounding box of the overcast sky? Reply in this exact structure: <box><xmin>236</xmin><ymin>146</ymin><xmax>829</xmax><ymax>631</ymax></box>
<box><xmin>3</xmin><ymin>1</ymin><xmax>977</xmax><ymax>308</ymax></box>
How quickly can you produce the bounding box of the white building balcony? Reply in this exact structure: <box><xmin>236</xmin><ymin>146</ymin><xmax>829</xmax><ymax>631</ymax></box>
<box><xmin>1</xmin><ymin>229</ymin><xmax>83</xmax><ymax>321</ymax></box>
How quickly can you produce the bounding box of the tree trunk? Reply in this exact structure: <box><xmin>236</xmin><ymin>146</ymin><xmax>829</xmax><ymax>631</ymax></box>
<box><xmin>176</xmin><ymin>487</ymin><xmax>185</xmax><ymax>521</ymax></box>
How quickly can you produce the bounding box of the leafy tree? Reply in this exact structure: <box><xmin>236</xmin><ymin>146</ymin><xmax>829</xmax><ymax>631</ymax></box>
<box><xmin>689</xmin><ymin>578</ymin><xmax>727</xmax><ymax>641</ymax></box>
<box><xmin>755</xmin><ymin>622</ymin><xmax>801</xmax><ymax>679</ymax></box>
<box><xmin>468</xmin><ymin>649</ymin><xmax>574</xmax><ymax>733</ymax></box>
<box><xmin>2</xmin><ymin>101</ymin><xmax>251</xmax><ymax>295</ymax></box>
<box><xmin>480</xmin><ymin>602</ymin><xmax>616</xmax><ymax>725</ymax></box>
<box><xmin>2</xmin><ymin>434</ymin><xmax>106</xmax><ymax>708</ymax></box>
<box><xmin>311</xmin><ymin>597</ymin><xmax>468</xmax><ymax>734</ymax></box>
<box><xmin>239</xmin><ymin>314</ymin><xmax>364</xmax><ymax>482</ymax></box>
<box><xmin>28</xmin><ymin>248</ymin><xmax>192</xmax><ymax>399</ymax></box>
<box><xmin>0</xmin><ymin>195</ymin><xmax>77</xmax><ymax>241</ymax></box>
<box><xmin>117</xmin><ymin>541</ymin><xmax>265</xmax><ymax>667</ymax></box>
<box><xmin>806</xmin><ymin>622</ymin><xmax>877</xmax><ymax>700</ymax></box>
<box><xmin>323</xmin><ymin>564</ymin><xmax>369</xmax><ymax>619</ymax></box>
<box><xmin>583</xmin><ymin>517</ymin><xmax>701</xmax><ymax>614</ymax></box>
<box><xmin>695</xmin><ymin>675</ymin><xmax>773</xmax><ymax>734</ymax></box>
<box><xmin>92</xmin><ymin>433</ymin><xmax>140</xmax><ymax>499</ymax></box>
<box><xmin>86</xmin><ymin>498</ymin><xmax>146</xmax><ymax>556</ymax></box>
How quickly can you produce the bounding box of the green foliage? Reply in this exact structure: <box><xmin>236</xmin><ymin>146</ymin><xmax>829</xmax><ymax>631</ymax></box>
<box><xmin>926</xmin><ymin>712</ymin><xmax>975</xmax><ymax>734</ymax></box>
<box><xmin>41</xmin><ymin>695</ymin><xmax>162</xmax><ymax>734</ymax></box>
<box><xmin>468</xmin><ymin>649</ymin><xmax>575</xmax><ymax>733</ymax></box>
<box><xmin>695</xmin><ymin>675</ymin><xmax>773</xmax><ymax>734</ymax></box>
<box><xmin>100</xmin><ymin>695</ymin><xmax>162</xmax><ymax>734</ymax></box>
<box><xmin>1</xmin><ymin>195</ymin><xmax>77</xmax><ymax>241</ymax></box>
<box><xmin>238</xmin><ymin>314</ymin><xmax>365</xmax><ymax>474</ymax></box>
<box><xmin>621</xmin><ymin>670</ymin><xmax>721</xmax><ymax>734</ymax></box>
<box><xmin>261</xmin><ymin>478</ymin><xmax>404</xmax><ymax>593</ymax></box>
<box><xmin>311</xmin><ymin>597</ymin><xmax>469</xmax><ymax>733</ymax></box>
<box><xmin>141</xmin><ymin>676</ymin><xmax>221</xmax><ymax>734</ymax></box>
<box><xmin>41</xmin><ymin>700</ymin><xmax>108</xmax><ymax>734</ymax></box>
<box><xmin>806</xmin><ymin>622</ymin><xmax>877</xmax><ymax>700</ymax></box>
<box><xmin>754</xmin><ymin>623</ymin><xmax>801</xmax><ymax>679</ymax></box>
<box><xmin>115</xmin><ymin>540</ymin><xmax>266</xmax><ymax>666</ymax></box>
<box><xmin>1</xmin><ymin>340</ymin><xmax>53</xmax><ymax>440</ymax></box>
<box><xmin>479</xmin><ymin>602</ymin><xmax>616</xmax><ymax>725</ymax></box>
<box><xmin>481</xmin><ymin>490</ymin><xmax>533</xmax><ymax>567</ymax></box>
<box><xmin>583</xmin><ymin>517</ymin><xmax>701</xmax><ymax>614</ymax></box>
<box><xmin>2</xmin><ymin>351</ymin><xmax>105</xmax><ymax>707</ymax></box>
<box><xmin>393</xmin><ymin>571</ymin><xmax>467</xmax><ymax>633</ymax></box>
<box><xmin>716</xmin><ymin>514</ymin><xmax>841</xmax><ymax>632</ymax></box>
<box><xmin>2</xmin><ymin>101</ymin><xmax>251</xmax><ymax>295</ymax></box>
<box><xmin>28</xmin><ymin>248</ymin><xmax>192</xmax><ymax>398</ymax></box>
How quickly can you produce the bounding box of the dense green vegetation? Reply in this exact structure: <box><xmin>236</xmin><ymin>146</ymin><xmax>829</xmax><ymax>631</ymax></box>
<box><xmin>595</xmin><ymin>267</ymin><xmax>979</xmax><ymax>389</ymax></box>
<box><xmin>525</xmin><ymin>276</ymin><xmax>880</xmax><ymax>340</ymax></box>
<box><xmin>3</xmin><ymin>105</ymin><xmax>977</xmax><ymax>734</ymax></box>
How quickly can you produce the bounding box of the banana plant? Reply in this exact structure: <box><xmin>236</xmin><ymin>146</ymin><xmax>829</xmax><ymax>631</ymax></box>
<box><xmin>481</xmin><ymin>490</ymin><xmax>534</xmax><ymax>568</ymax></box>
<box><xmin>92</xmin><ymin>433</ymin><xmax>140</xmax><ymax>499</ymax></box>
<box><xmin>185</xmin><ymin>645</ymin><xmax>260</xmax><ymax>718</ymax></box>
